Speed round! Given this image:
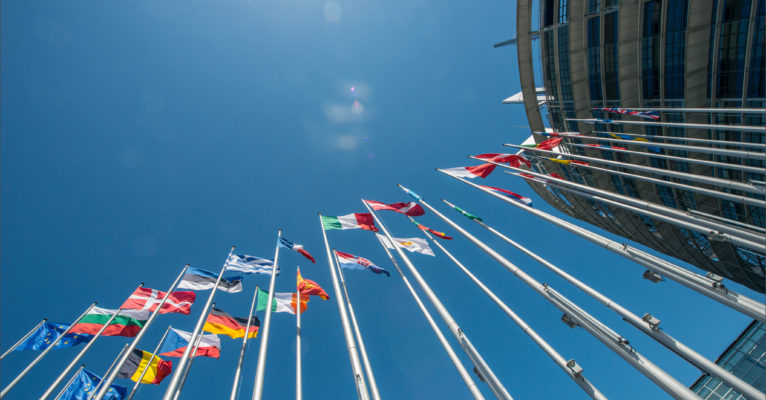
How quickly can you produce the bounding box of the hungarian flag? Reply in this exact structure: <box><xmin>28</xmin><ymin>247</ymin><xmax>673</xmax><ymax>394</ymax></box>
<box><xmin>120</xmin><ymin>287</ymin><xmax>196</xmax><ymax>315</ymax></box>
<box><xmin>203</xmin><ymin>307</ymin><xmax>260</xmax><ymax>339</ymax></box>
<box><xmin>117</xmin><ymin>349</ymin><xmax>173</xmax><ymax>384</ymax></box>
<box><xmin>69</xmin><ymin>307</ymin><xmax>149</xmax><ymax>337</ymax></box>
<box><xmin>321</xmin><ymin>213</ymin><xmax>378</xmax><ymax>232</ymax></box>
<box><xmin>364</xmin><ymin>200</ymin><xmax>425</xmax><ymax>217</ymax></box>
<box><xmin>479</xmin><ymin>185</ymin><xmax>533</xmax><ymax>207</ymax></box>
<box><xmin>536</xmin><ymin>137</ymin><xmax>563</xmax><ymax>150</ymax></box>
<box><xmin>411</xmin><ymin>219</ymin><xmax>452</xmax><ymax>240</ymax></box>
<box><xmin>475</xmin><ymin>153</ymin><xmax>531</xmax><ymax>168</ymax></box>
<box><xmin>441</xmin><ymin>163</ymin><xmax>496</xmax><ymax>179</ymax></box>
<box><xmin>256</xmin><ymin>289</ymin><xmax>309</xmax><ymax>314</ymax></box>
<box><xmin>334</xmin><ymin>250</ymin><xmax>389</xmax><ymax>277</ymax></box>
<box><xmin>159</xmin><ymin>328</ymin><xmax>221</xmax><ymax>359</ymax></box>
<box><xmin>279</xmin><ymin>237</ymin><xmax>316</xmax><ymax>263</ymax></box>
<box><xmin>297</xmin><ymin>268</ymin><xmax>330</xmax><ymax>300</ymax></box>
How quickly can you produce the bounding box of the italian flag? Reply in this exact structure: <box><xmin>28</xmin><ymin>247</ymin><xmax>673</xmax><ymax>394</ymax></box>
<box><xmin>69</xmin><ymin>307</ymin><xmax>150</xmax><ymax>337</ymax></box>
<box><xmin>321</xmin><ymin>213</ymin><xmax>378</xmax><ymax>232</ymax></box>
<box><xmin>441</xmin><ymin>163</ymin><xmax>496</xmax><ymax>179</ymax></box>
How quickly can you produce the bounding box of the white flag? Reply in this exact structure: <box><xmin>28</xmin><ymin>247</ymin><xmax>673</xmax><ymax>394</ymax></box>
<box><xmin>376</xmin><ymin>234</ymin><xmax>435</xmax><ymax>256</ymax></box>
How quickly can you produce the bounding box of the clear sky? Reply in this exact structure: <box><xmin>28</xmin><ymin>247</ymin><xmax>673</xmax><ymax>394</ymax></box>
<box><xmin>1</xmin><ymin>1</ymin><xmax>760</xmax><ymax>399</ymax></box>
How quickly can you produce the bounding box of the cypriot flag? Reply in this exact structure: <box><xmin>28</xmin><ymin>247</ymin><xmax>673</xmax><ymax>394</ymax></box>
<box><xmin>375</xmin><ymin>234</ymin><xmax>435</xmax><ymax>256</ymax></box>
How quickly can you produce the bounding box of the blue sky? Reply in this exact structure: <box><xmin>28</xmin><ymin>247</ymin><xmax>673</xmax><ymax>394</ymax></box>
<box><xmin>1</xmin><ymin>1</ymin><xmax>759</xmax><ymax>399</ymax></box>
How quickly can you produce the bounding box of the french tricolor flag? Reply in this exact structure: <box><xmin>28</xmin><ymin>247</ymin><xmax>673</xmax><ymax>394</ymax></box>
<box><xmin>480</xmin><ymin>185</ymin><xmax>533</xmax><ymax>207</ymax></box>
<box><xmin>279</xmin><ymin>237</ymin><xmax>316</xmax><ymax>263</ymax></box>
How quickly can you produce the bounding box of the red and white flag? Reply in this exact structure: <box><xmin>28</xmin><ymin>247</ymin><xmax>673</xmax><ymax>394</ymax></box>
<box><xmin>441</xmin><ymin>163</ymin><xmax>496</xmax><ymax>179</ymax></box>
<box><xmin>364</xmin><ymin>200</ymin><xmax>425</xmax><ymax>217</ymax></box>
<box><xmin>121</xmin><ymin>287</ymin><xmax>196</xmax><ymax>315</ymax></box>
<box><xmin>475</xmin><ymin>153</ymin><xmax>531</xmax><ymax>168</ymax></box>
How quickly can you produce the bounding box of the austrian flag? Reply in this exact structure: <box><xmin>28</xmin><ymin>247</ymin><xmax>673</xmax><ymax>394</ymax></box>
<box><xmin>364</xmin><ymin>200</ymin><xmax>425</xmax><ymax>217</ymax></box>
<box><xmin>120</xmin><ymin>287</ymin><xmax>196</xmax><ymax>315</ymax></box>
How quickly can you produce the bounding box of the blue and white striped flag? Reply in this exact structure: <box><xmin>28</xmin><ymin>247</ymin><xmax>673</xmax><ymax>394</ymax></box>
<box><xmin>225</xmin><ymin>254</ymin><xmax>279</xmax><ymax>275</ymax></box>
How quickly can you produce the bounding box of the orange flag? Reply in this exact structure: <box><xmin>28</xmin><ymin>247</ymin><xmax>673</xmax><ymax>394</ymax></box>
<box><xmin>297</xmin><ymin>268</ymin><xmax>330</xmax><ymax>300</ymax></box>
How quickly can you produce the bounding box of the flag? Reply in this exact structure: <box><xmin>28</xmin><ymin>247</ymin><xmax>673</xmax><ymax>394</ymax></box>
<box><xmin>608</xmin><ymin>132</ymin><xmax>649</xmax><ymax>142</ymax></box>
<box><xmin>441</xmin><ymin>163</ymin><xmax>496</xmax><ymax>179</ymax></box>
<box><xmin>364</xmin><ymin>200</ymin><xmax>425</xmax><ymax>217</ymax></box>
<box><xmin>14</xmin><ymin>322</ymin><xmax>92</xmax><ymax>352</ymax></box>
<box><xmin>279</xmin><ymin>237</ymin><xmax>316</xmax><ymax>263</ymax></box>
<box><xmin>401</xmin><ymin>185</ymin><xmax>422</xmax><ymax>201</ymax></box>
<box><xmin>595</xmin><ymin>107</ymin><xmax>660</xmax><ymax>120</ymax></box>
<box><xmin>550</xmin><ymin>172</ymin><xmax>565</xmax><ymax>179</ymax></box>
<box><xmin>536</xmin><ymin>137</ymin><xmax>563</xmax><ymax>150</ymax></box>
<box><xmin>225</xmin><ymin>254</ymin><xmax>278</xmax><ymax>275</ymax></box>
<box><xmin>334</xmin><ymin>250</ymin><xmax>390</xmax><ymax>277</ymax></box>
<box><xmin>321</xmin><ymin>213</ymin><xmax>378</xmax><ymax>232</ymax></box>
<box><xmin>452</xmin><ymin>205</ymin><xmax>482</xmax><ymax>221</ymax></box>
<box><xmin>256</xmin><ymin>288</ymin><xmax>309</xmax><ymax>314</ymax></box>
<box><xmin>375</xmin><ymin>234</ymin><xmax>435</xmax><ymax>256</ymax></box>
<box><xmin>203</xmin><ymin>307</ymin><xmax>260</xmax><ymax>338</ymax></box>
<box><xmin>69</xmin><ymin>307</ymin><xmax>149</xmax><ymax>337</ymax></box>
<box><xmin>585</xmin><ymin>143</ymin><xmax>626</xmax><ymax>150</ymax></box>
<box><xmin>475</xmin><ymin>153</ymin><xmax>531</xmax><ymax>168</ymax></box>
<box><xmin>177</xmin><ymin>267</ymin><xmax>243</xmax><ymax>293</ymax></box>
<box><xmin>479</xmin><ymin>185</ymin><xmax>533</xmax><ymax>206</ymax></box>
<box><xmin>59</xmin><ymin>368</ymin><xmax>126</xmax><ymax>400</ymax></box>
<box><xmin>117</xmin><ymin>349</ymin><xmax>173</xmax><ymax>385</ymax></box>
<box><xmin>297</xmin><ymin>268</ymin><xmax>330</xmax><ymax>300</ymax></box>
<box><xmin>159</xmin><ymin>328</ymin><xmax>221</xmax><ymax>359</ymax></box>
<box><xmin>411</xmin><ymin>219</ymin><xmax>452</xmax><ymax>240</ymax></box>
<box><xmin>547</xmin><ymin>158</ymin><xmax>589</xmax><ymax>166</ymax></box>
<box><xmin>120</xmin><ymin>287</ymin><xmax>196</xmax><ymax>315</ymax></box>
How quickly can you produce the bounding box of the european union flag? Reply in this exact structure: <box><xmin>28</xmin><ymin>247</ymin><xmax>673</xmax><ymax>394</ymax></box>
<box><xmin>15</xmin><ymin>322</ymin><xmax>91</xmax><ymax>352</ymax></box>
<box><xmin>60</xmin><ymin>369</ymin><xmax>126</xmax><ymax>400</ymax></box>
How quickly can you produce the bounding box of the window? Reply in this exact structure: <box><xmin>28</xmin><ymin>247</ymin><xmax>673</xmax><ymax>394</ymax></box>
<box><xmin>642</xmin><ymin>0</ymin><xmax>662</xmax><ymax>100</ymax></box>
<box><xmin>717</xmin><ymin>0</ymin><xmax>753</xmax><ymax>98</ymax></box>
<box><xmin>747</xmin><ymin>0</ymin><xmax>765</xmax><ymax>98</ymax></box>
<box><xmin>603</xmin><ymin>11</ymin><xmax>620</xmax><ymax>100</ymax></box>
<box><xmin>665</xmin><ymin>0</ymin><xmax>688</xmax><ymax>99</ymax></box>
<box><xmin>588</xmin><ymin>17</ymin><xmax>603</xmax><ymax>101</ymax></box>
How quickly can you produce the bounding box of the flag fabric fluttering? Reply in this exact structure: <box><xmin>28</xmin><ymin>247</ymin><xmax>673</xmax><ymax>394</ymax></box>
<box><xmin>297</xmin><ymin>268</ymin><xmax>330</xmax><ymax>300</ymax></box>
<box><xmin>255</xmin><ymin>288</ymin><xmax>309</xmax><ymax>315</ymax></box>
<box><xmin>479</xmin><ymin>185</ymin><xmax>533</xmax><ymax>207</ymax></box>
<box><xmin>69</xmin><ymin>307</ymin><xmax>149</xmax><ymax>337</ymax></box>
<box><xmin>59</xmin><ymin>368</ymin><xmax>127</xmax><ymax>400</ymax></box>
<box><xmin>375</xmin><ymin>234</ymin><xmax>435</xmax><ymax>256</ymax></box>
<box><xmin>14</xmin><ymin>322</ymin><xmax>92</xmax><ymax>352</ymax></box>
<box><xmin>595</xmin><ymin>107</ymin><xmax>660</xmax><ymax>120</ymax></box>
<box><xmin>177</xmin><ymin>267</ymin><xmax>243</xmax><ymax>293</ymax></box>
<box><xmin>203</xmin><ymin>307</ymin><xmax>260</xmax><ymax>339</ymax></box>
<box><xmin>410</xmin><ymin>219</ymin><xmax>453</xmax><ymax>240</ymax></box>
<box><xmin>364</xmin><ymin>200</ymin><xmax>425</xmax><ymax>217</ymax></box>
<box><xmin>159</xmin><ymin>328</ymin><xmax>221</xmax><ymax>359</ymax></box>
<box><xmin>452</xmin><ymin>205</ymin><xmax>482</xmax><ymax>221</ymax></box>
<box><xmin>321</xmin><ymin>213</ymin><xmax>378</xmax><ymax>232</ymax></box>
<box><xmin>279</xmin><ymin>237</ymin><xmax>316</xmax><ymax>263</ymax></box>
<box><xmin>441</xmin><ymin>163</ymin><xmax>496</xmax><ymax>179</ymax></box>
<box><xmin>535</xmin><ymin>137</ymin><xmax>563</xmax><ymax>150</ymax></box>
<box><xmin>605</xmin><ymin>132</ymin><xmax>662</xmax><ymax>152</ymax></box>
<box><xmin>474</xmin><ymin>153</ymin><xmax>531</xmax><ymax>168</ymax></box>
<box><xmin>117</xmin><ymin>349</ymin><xmax>173</xmax><ymax>385</ymax></box>
<box><xmin>585</xmin><ymin>143</ymin><xmax>627</xmax><ymax>150</ymax></box>
<box><xmin>120</xmin><ymin>287</ymin><xmax>196</xmax><ymax>315</ymax></box>
<box><xmin>225</xmin><ymin>254</ymin><xmax>278</xmax><ymax>275</ymax></box>
<box><xmin>547</xmin><ymin>158</ymin><xmax>589</xmax><ymax>166</ymax></box>
<box><xmin>334</xmin><ymin>250</ymin><xmax>390</xmax><ymax>277</ymax></box>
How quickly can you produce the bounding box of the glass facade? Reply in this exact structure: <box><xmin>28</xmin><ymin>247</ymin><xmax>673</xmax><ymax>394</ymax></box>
<box><xmin>588</xmin><ymin>17</ymin><xmax>603</xmax><ymax>102</ymax></box>
<box><xmin>664</xmin><ymin>0</ymin><xmax>688</xmax><ymax>99</ymax></box>
<box><xmin>717</xmin><ymin>0</ymin><xmax>753</xmax><ymax>99</ymax></box>
<box><xmin>603</xmin><ymin>11</ymin><xmax>620</xmax><ymax>100</ymax></box>
<box><xmin>642</xmin><ymin>0</ymin><xmax>662</xmax><ymax>100</ymax></box>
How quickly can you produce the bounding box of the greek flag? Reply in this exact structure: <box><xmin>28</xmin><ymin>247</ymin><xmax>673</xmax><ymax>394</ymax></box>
<box><xmin>225</xmin><ymin>254</ymin><xmax>279</xmax><ymax>275</ymax></box>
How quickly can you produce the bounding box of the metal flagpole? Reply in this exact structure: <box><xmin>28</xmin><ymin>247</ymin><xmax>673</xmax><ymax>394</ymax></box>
<box><xmin>318</xmin><ymin>213</ymin><xmax>370</xmax><ymax>400</ymax></box>
<box><xmin>332</xmin><ymin>251</ymin><xmax>381</xmax><ymax>400</ymax></box>
<box><xmin>462</xmin><ymin>210</ymin><xmax>766</xmax><ymax>400</ymax></box>
<box><xmin>411</xmin><ymin>191</ymin><xmax>698</xmax><ymax>400</ymax></box>
<box><xmin>54</xmin><ymin>365</ymin><xmax>84</xmax><ymax>400</ymax></box>
<box><xmin>536</xmin><ymin>130</ymin><xmax>766</xmax><ymax>150</ymax></box>
<box><xmin>296</xmin><ymin>276</ymin><xmax>302</xmax><ymax>400</ymax></box>
<box><xmin>687</xmin><ymin>209</ymin><xmax>766</xmax><ymax>234</ymax></box>
<box><xmin>0</xmin><ymin>319</ymin><xmax>47</xmax><ymax>361</ymax></box>
<box><xmin>251</xmin><ymin>230</ymin><xmax>283</xmax><ymax>400</ymax></box>
<box><xmin>160</xmin><ymin>257</ymin><xmax>228</xmax><ymax>400</ymax></box>
<box><xmin>0</xmin><ymin>303</ymin><xmax>96</xmax><ymax>398</ymax></box>
<box><xmin>231</xmin><ymin>285</ymin><xmax>260</xmax><ymax>400</ymax></box>
<box><xmin>126</xmin><ymin>325</ymin><xmax>173</xmax><ymax>400</ymax></box>
<box><xmin>172</xmin><ymin>323</ymin><xmax>207</xmax><ymax>400</ymax></box>
<box><xmin>371</xmin><ymin>234</ymin><xmax>485</xmax><ymax>400</ymax></box>
<box><xmin>89</xmin><ymin>343</ymin><xmax>130</xmax><ymax>400</ymax></box>
<box><xmin>568</xmin><ymin>118</ymin><xmax>766</xmax><ymax>135</ymax></box>
<box><xmin>362</xmin><ymin>200</ymin><xmax>513</xmax><ymax>400</ymax></box>
<box><xmin>592</xmin><ymin>107</ymin><xmax>766</xmax><ymax>114</ymax></box>
<box><xmin>438</xmin><ymin>171</ymin><xmax>766</xmax><ymax>323</ymax></box>
<box><xmin>41</xmin><ymin>309</ymin><xmax>126</xmax><ymax>399</ymax></box>
<box><xmin>409</xmin><ymin>217</ymin><xmax>607</xmax><ymax>400</ymax></box>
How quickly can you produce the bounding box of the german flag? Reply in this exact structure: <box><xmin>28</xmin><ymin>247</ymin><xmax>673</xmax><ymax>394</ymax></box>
<box><xmin>203</xmin><ymin>307</ymin><xmax>259</xmax><ymax>339</ymax></box>
<box><xmin>117</xmin><ymin>349</ymin><xmax>173</xmax><ymax>384</ymax></box>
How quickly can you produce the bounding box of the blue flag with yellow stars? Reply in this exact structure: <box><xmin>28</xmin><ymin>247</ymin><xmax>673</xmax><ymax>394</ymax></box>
<box><xmin>14</xmin><ymin>322</ymin><xmax>92</xmax><ymax>351</ymax></box>
<box><xmin>60</xmin><ymin>368</ymin><xmax>126</xmax><ymax>400</ymax></box>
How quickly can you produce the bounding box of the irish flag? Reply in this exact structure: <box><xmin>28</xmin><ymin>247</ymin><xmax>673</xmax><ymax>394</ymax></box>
<box><xmin>479</xmin><ymin>185</ymin><xmax>533</xmax><ymax>207</ymax></box>
<box><xmin>321</xmin><ymin>213</ymin><xmax>378</xmax><ymax>232</ymax></box>
<box><xmin>441</xmin><ymin>163</ymin><xmax>496</xmax><ymax>179</ymax></box>
<box><xmin>69</xmin><ymin>307</ymin><xmax>150</xmax><ymax>337</ymax></box>
<box><xmin>256</xmin><ymin>288</ymin><xmax>309</xmax><ymax>314</ymax></box>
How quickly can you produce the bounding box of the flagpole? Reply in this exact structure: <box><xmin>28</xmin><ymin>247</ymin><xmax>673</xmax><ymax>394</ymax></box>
<box><xmin>296</xmin><ymin>277</ymin><xmax>302</xmax><ymax>400</ymax></box>
<box><xmin>160</xmin><ymin>258</ymin><xmax>228</xmax><ymax>400</ymax></box>
<box><xmin>409</xmin><ymin>217</ymin><xmax>607</xmax><ymax>400</ymax></box>
<box><xmin>0</xmin><ymin>319</ymin><xmax>47</xmax><ymax>361</ymax></box>
<box><xmin>370</xmin><ymin>234</ymin><xmax>485</xmax><ymax>400</ymax></box>
<box><xmin>125</xmin><ymin>324</ymin><xmax>173</xmax><ymax>400</ymax></box>
<box><xmin>89</xmin><ymin>343</ymin><xmax>130</xmax><ymax>400</ymax></box>
<box><xmin>53</xmin><ymin>365</ymin><xmax>84</xmax><ymax>400</ymax></box>
<box><xmin>231</xmin><ymin>285</ymin><xmax>260</xmax><ymax>400</ymax></box>
<box><xmin>538</xmin><ymin>130</ymin><xmax>766</xmax><ymax>150</ymax></box>
<box><xmin>251</xmin><ymin>230</ymin><xmax>283</xmax><ymax>400</ymax></box>
<box><xmin>594</xmin><ymin>107</ymin><xmax>766</xmax><ymax>114</ymax></box>
<box><xmin>332</xmin><ymin>251</ymin><xmax>381</xmax><ymax>400</ymax></box>
<box><xmin>41</xmin><ymin>309</ymin><xmax>127</xmax><ymax>399</ymax></box>
<box><xmin>462</xmin><ymin>210</ymin><xmax>766</xmax><ymax>400</ymax></box>
<box><xmin>568</xmin><ymin>118</ymin><xmax>766</xmax><ymax>135</ymax></box>
<box><xmin>172</xmin><ymin>322</ymin><xmax>208</xmax><ymax>400</ymax></box>
<box><xmin>438</xmin><ymin>170</ymin><xmax>766</xmax><ymax>323</ymax></box>
<box><xmin>0</xmin><ymin>303</ymin><xmax>96</xmax><ymax>398</ymax></box>
<box><xmin>362</xmin><ymin>200</ymin><xmax>513</xmax><ymax>400</ymax></box>
<box><xmin>318</xmin><ymin>213</ymin><xmax>370</xmax><ymax>400</ymax></box>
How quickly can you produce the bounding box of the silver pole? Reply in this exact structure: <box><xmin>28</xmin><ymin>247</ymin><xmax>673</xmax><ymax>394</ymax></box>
<box><xmin>40</xmin><ymin>310</ymin><xmax>124</xmax><ymax>399</ymax></box>
<box><xmin>172</xmin><ymin>323</ymin><xmax>207</xmax><ymax>400</ymax></box>
<box><xmin>362</xmin><ymin>199</ymin><xmax>513</xmax><ymax>400</ymax></box>
<box><xmin>464</xmin><ymin>210</ymin><xmax>765</xmax><ymax>400</ymax></box>
<box><xmin>587</xmin><ymin>131</ymin><xmax>766</xmax><ymax>150</ymax></box>
<box><xmin>0</xmin><ymin>319</ymin><xmax>47</xmax><ymax>361</ymax></box>
<box><xmin>296</xmin><ymin>283</ymin><xmax>302</xmax><ymax>400</ymax></box>
<box><xmin>126</xmin><ymin>325</ymin><xmax>173</xmax><ymax>400</ymax></box>
<box><xmin>687</xmin><ymin>209</ymin><xmax>766</xmax><ymax>234</ymax></box>
<box><xmin>1</xmin><ymin>303</ymin><xmax>96</xmax><ymax>398</ymax></box>
<box><xmin>251</xmin><ymin>230</ymin><xmax>283</xmax><ymax>400</ymax></box>
<box><xmin>53</xmin><ymin>365</ymin><xmax>84</xmax><ymax>400</ymax></box>
<box><xmin>333</xmin><ymin>252</ymin><xmax>382</xmax><ymax>400</ymax></box>
<box><xmin>89</xmin><ymin>344</ymin><xmax>129</xmax><ymax>400</ymax></box>
<box><xmin>318</xmin><ymin>214</ymin><xmax>370</xmax><ymax>400</ymax></box>
<box><xmin>569</xmin><ymin>118</ymin><xmax>766</xmax><ymax>135</ymax></box>
<box><xmin>592</xmin><ymin>107</ymin><xmax>766</xmax><ymax>114</ymax></box>
<box><xmin>231</xmin><ymin>285</ymin><xmax>260</xmax><ymax>400</ymax></box>
<box><xmin>411</xmin><ymin>217</ymin><xmax>607</xmax><ymax>400</ymax></box>
<box><xmin>438</xmin><ymin>170</ymin><xmax>766</xmax><ymax>323</ymax></box>
<box><xmin>370</xmin><ymin>234</ymin><xmax>485</xmax><ymax>400</ymax></box>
